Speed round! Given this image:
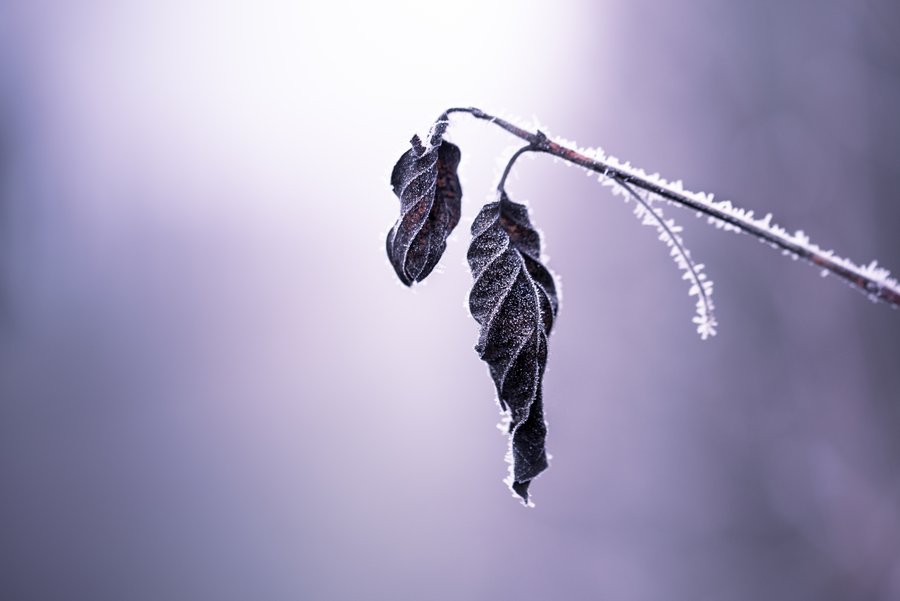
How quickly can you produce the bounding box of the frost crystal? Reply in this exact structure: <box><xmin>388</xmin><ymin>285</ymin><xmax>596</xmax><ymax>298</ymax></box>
<box><xmin>615</xmin><ymin>181</ymin><xmax>717</xmax><ymax>339</ymax></box>
<box><xmin>540</xmin><ymin>119</ymin><xmax>900</xmax><ymax>318</ymax></box>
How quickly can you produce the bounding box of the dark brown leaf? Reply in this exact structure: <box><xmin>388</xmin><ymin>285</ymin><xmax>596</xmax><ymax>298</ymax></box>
<box><xmin>467</xmin><ymin>192</ymin><xmax>558</xmax><ymax>503</ymax></box>
<box><xmin>386</xmin><ymin>116</ymin><xmax>462</xmax><ymax>285</ymax></box>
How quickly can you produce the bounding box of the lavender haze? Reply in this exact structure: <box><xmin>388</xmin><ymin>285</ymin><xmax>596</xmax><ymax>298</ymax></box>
<box><xmin>2</xmin><ymin>1</ymin><xmax>900</xmax><ymax>600</ymax></box>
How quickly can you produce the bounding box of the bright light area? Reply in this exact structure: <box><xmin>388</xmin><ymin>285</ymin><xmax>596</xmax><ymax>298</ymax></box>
<box><xmin>13</xmin><ymin>0</ymin><xmax>590</xmax><ymax>219</ymax></box>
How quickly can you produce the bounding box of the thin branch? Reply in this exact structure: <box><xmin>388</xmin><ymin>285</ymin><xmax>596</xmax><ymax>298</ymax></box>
<box><xmin>617</xmin><ymin>178</ymin><xmax>716</xmax><ymax>339</ymax></box>
<box><xmin>443</xmin><ymin>107</ymin><xmax>900</xmax><ymax>308</ymax></box>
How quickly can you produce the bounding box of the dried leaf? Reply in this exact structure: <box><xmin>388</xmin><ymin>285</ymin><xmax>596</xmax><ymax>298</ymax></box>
<box><xmin>467</xmin><ymin>192</ymin><xmax>559</xmax><ymax>503</ymax></box>
<box><xmin>386</xmin><ymin>117</ymin><xmax>462</xmax><ymax>285</ymax></box>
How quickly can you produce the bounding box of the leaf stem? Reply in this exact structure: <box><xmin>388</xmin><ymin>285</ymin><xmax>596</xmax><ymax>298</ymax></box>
<box><xmin>497</xmin><ymin>145</ymin><xmax>534</xmax><ymax>193</ymax></box>
<box><xmin>444</xmin><ymin>107</ymin><xmax>900</xmax><ymax>308</ymax></box>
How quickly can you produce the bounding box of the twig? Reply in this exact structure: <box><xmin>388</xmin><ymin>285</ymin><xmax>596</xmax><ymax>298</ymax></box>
<box><xmin>444</xmin><ymin>106</ymin><xmax>900</xmax><ymax>308</ymax></box>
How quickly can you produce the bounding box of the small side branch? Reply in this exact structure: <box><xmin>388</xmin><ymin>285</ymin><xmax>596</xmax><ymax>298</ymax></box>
<box><xmin>617</xmin><ymin>179</ymin><xmax>717</xmax><ymax>339</ymax></box>
<box><xmin>497</xmin><ymin>144</ymin><xmax>534</xmax><ymax>193</ymax></box>
<box><xmin>444</xmin><ymin>107</ymin><xmax>900</xmax><ymax>308</ymax></box>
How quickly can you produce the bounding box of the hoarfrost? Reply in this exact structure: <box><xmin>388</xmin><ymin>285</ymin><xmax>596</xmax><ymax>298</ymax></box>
<box><xmin>617</xmin><ymin>181</ymin><xmax>718</xmax><ymax>340</ymax></box>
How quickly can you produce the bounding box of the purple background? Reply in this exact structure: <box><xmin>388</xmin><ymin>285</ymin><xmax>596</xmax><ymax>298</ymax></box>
<box><xmin>2</xmin><ymin>1</ymin><xmax>900</xmax><ymax>599</ymax></box>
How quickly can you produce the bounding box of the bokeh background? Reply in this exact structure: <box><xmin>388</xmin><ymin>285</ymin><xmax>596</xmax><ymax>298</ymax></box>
<box><xmin>2</xmin><ymin>1</ymin><xmax>900</xmax><ymax>599</ymax></box>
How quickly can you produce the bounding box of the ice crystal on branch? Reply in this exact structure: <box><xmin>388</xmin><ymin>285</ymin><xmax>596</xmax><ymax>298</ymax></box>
<box><xmin>614</xmin><ymin>180</ymin><xmax>717</xmax><ymax>339</ymax></box>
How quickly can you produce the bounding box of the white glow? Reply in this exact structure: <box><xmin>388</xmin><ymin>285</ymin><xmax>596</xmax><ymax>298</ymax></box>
<box><xmin>20</xmin><ymin>0</ymin><xmax>589</xmax><ymax>219</ymax></box>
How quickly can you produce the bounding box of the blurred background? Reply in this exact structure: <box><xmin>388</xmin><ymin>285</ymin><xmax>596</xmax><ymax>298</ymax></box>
<box><xmin>2</xmin><ymin>1</ymin><xmax>900</xmax><ymax>599</ymax></box>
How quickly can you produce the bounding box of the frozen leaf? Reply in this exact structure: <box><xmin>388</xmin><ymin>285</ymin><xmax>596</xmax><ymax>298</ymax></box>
<box><xmin>386</xmin><ymin>116</ymin><xmax>462</xmax><ymax>285</ymax></box>
<box><xmin>467</xmin><ymin>192</ymin><xmax>558</xmax><ymax>503</ymax></box>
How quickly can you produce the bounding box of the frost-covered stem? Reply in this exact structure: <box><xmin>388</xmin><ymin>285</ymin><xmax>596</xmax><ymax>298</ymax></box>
<box><xmin>617</xmin><ymin>179</ymin><xmax>713</xmax><ymax>314</ymax></box>
<box><xmin>445</xmin><ymin>107</ymin><xmax>900</xmax><ymax>308</ymax></box>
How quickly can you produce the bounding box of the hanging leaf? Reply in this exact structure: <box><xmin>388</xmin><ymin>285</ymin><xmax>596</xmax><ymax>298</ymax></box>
<box><xmin>467</xmin><ymin>192</ymin><xmax>559</xmax><ymax>503</ymax></box>
<box><xmin>386</xmin><ymin>116</ymin><xmax>462</xmax><ymax>285</ymax></box>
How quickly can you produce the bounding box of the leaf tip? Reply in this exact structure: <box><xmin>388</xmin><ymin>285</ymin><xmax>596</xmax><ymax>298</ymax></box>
<box><xmin>512</xmin><ymin>480</ymin><xmax>532</xmax><ymax>505</ymax></box>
